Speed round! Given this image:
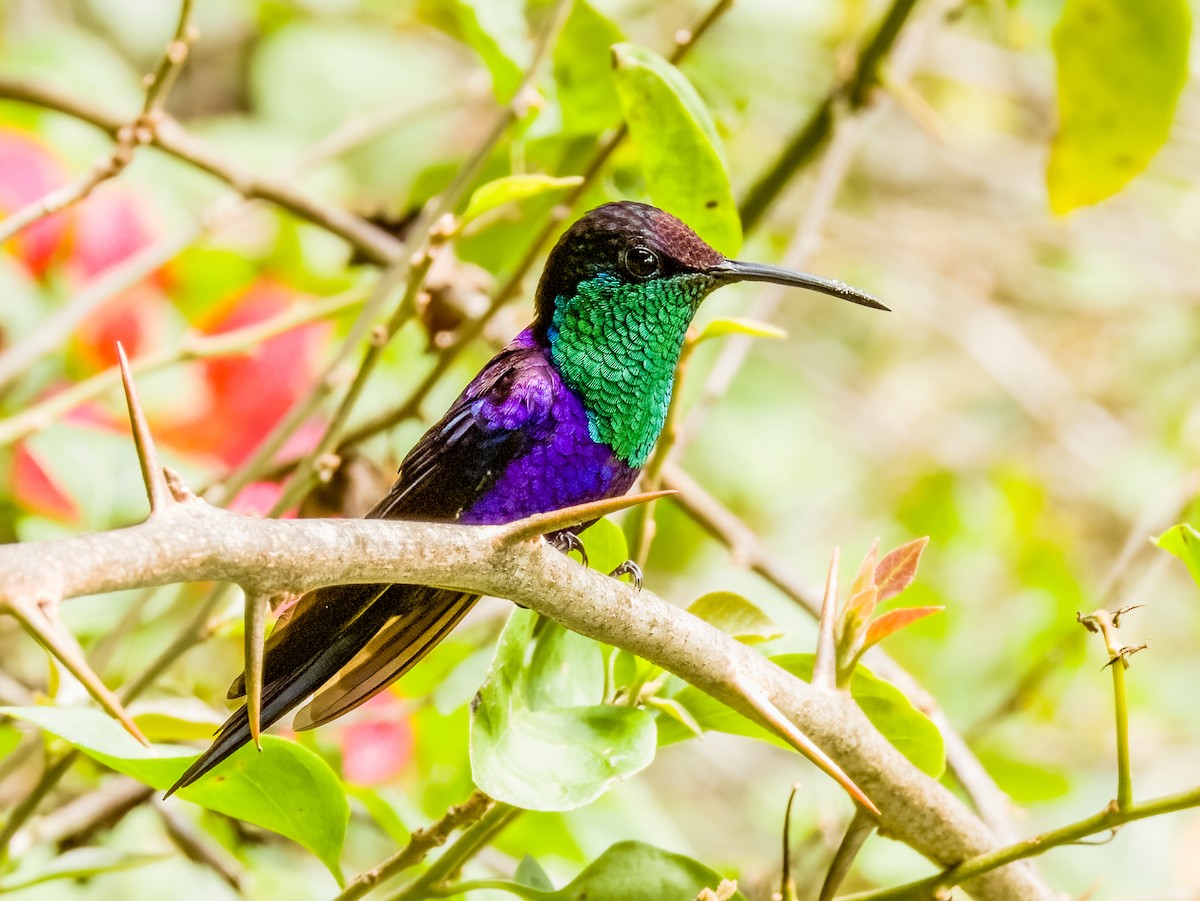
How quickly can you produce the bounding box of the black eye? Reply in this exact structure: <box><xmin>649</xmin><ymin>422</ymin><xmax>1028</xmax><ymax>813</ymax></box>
<box><xmin>622</xmin><ymin>245</ymin><xmax>661</xmax><ymax>280</ymax></box>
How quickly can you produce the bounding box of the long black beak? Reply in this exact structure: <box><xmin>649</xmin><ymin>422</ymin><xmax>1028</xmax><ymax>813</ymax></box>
<box><xmin>708</xmin><ymin>259</ymin><xmax>889</xmax><ymax>311</ymax></box>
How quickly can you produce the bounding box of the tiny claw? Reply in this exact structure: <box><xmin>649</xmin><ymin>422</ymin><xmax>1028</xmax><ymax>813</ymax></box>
<box><xmin>609</xmin><ymin>560</ymin><xmax>643</xmax><ymax>592</ymax></box>
<box><xmin>550</xmin><ymin>531</ymin><xmax>588</xmax><ymax>569</ymax></box>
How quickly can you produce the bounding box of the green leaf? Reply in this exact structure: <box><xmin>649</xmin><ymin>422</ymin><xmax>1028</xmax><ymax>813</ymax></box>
<box><xmin>3</xmin><ymin>706</ymin><xmax>349</xmax><ymax>880</ymax></box>
<box><xmin>656</xmin><ymin>655</ymin><xmax>945</xmax><ymax>777</ymax></box>
<box><xmin>419</xmin><ymin>0</ymin><xmax>529</xmax><ymax>102</ymax></box>
<box><xmin>461</xmin><ymin>174</ymin><xmax>584</xmax><ymax>227</ymax></box>
<box><xmin>345</xmin><ymin>785</ymin><xmax>412</xmax><ymax>846</ymax></box>
<box><xmin>975</xmin><ymin>748</ymin><xmax>1072</xmax><ymax>804</ymax></box>
<box><xmin>694</xmin><ymin>317</ymin><xmax>787</xmax><ymax>344</ymax></box>
<box><xmin>466</xmin><ymin>841</ymin><xmax>745</xmax><ymax>900</ymax></box>
<box><xmin>1047</xmin><ymin>0</ymin><xmax>1191</xmax><ymax>213</ymax></box>
<box><xmin>832</xmin><ymin>659</ymin><xmax>944</xmax><ymax>778</ymax></box>
<box><xmin>131</xmin><ymin>699</ymin><xmax>223</xmax><ymax>742</ymax></box>
<box><xmin>470</xmin><ymin>609</ymin><xmax>656</xmax><ymax>810</ymax></box>
<box><xmin>644</xmin><ymin>696</ymin><xmax>704</xmax><ymax>738</ymax></box>
<box><xmin>580</xmin><ymin>515</ymin><xmax>629</xmax><ymax>577</ymax></box>
<box><xmin>554</xmin><ymin>0</ymin><xmax>625</xmax><ymax>135</ymax></box>
<box><xmin>611</xmin><ymin>43</ymin><xmax>741</xmax><ymax>255</ymax></box>
<box><xmin>687</xmin><ymin>591</ymin><xmax>782</xmax><ymax>645</ymax></box>
<box><xmin>1155</xmin><ymin>522</ymin><xmax>1200</xmax><ymax>588</ymax></box>
<box><xmin>515</xmin><ymin>855</ymin><xmax>555</xmax><ymax>891</ymax></box>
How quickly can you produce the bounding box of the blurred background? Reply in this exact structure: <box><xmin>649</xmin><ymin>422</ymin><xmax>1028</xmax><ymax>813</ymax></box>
<box><xmin>0</xmin><ymin>0</ymin><xmax>1198</xmax><ymax>899</ymax></box>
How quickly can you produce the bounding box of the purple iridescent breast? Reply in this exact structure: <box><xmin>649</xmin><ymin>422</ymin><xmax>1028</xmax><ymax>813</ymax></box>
<box><xmin>458</xmin><ymin>330</ymin><xmax>639</xmax><ymax>526</ymax></box>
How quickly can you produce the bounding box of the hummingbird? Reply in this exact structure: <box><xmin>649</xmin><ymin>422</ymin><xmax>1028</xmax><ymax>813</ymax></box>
<box><xmin>167</xmin><ymin>201</ymin><xmax>885</xmax><ymax>795</ymax></box>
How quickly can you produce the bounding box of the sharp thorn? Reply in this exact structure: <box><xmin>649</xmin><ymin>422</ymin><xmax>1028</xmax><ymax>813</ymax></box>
<box><xmin>813</xmin><ymin>547</ymin><xmax>840</xmax><ymax>690</ymax></box>
<box><xmin>117</xmin><ymin>342</ymin><xmax>171</xmax><ymax>515</ymax></box>
<box><xmin>12</xmin><ymin>597</ymin><xmax>149</xmax><ymax>747</ymax></box>
<box><xmin>244</xmin><ymin>591</ymin><xmax>270</xmax><ymax>750</ymax></box>
<box><xmin>500</xmin><ymin>490</ymin><xmax>676</xmax><ymax>544</ymax></box>
<box><xmin>734</xmin><ymin>672</ymin><xmax>878</xmax><ymax>816</ymax></box>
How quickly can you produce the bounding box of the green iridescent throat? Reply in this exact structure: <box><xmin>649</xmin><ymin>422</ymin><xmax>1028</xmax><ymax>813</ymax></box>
<box><xmin>548</xmin><ymin>272</ymin><xmax>714</xmax><ymax>467</ymax></box>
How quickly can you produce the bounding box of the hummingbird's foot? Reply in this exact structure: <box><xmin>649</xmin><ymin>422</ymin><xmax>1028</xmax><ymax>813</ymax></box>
<box><xmin>549</xmin><ymin>531</ymin><xmax>588</xmax><ymax>569</ymax></box>
<box><xmin>608</xmin><ymin>560</ymin><xmax>643</xmax><ymax>592</ymax></box>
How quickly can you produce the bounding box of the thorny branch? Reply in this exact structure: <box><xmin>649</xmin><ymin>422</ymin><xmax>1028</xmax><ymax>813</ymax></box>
<box><xmin>0</xmin><ymin>466</ymin><xmax>1051</xmax><ymax>901</ymax></box>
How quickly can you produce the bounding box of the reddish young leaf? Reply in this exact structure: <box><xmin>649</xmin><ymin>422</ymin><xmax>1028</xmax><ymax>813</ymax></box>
<box><xmin>863</xmin><ymin>606</ymin><xmax>944</xmax><ymax>651</ymax></box>
<box><xmin>75</xmin><ymin>285</ymin><xmax>168</xmax><ymax>370</ymax></box>
<box><xmin>874</xmin><ymin>537</ymin><xmax>929</xmax><ymax>603</ymax></box>
<box><xmin>0</xmin><ymin>127</ymin><xmax>73</xmax><ymax>277</ymax></box>
<box><xmin>843</xmin><ymin>586</ymin><xmax>879</xmax><ymax>630</ymax></box>
<box><xmin>63</xmin><ymin>399</ymin><xmax>122</xmax><ymax>432</ymax></box>
<box><xmin>849</xmin><ymin>538</ymin><xmax>880</xmax><ymax>599</ymax></box>
<box><xmin>159</xmin><ymin>280</ymin><xmax>329</xmax><ymax>466</ymax></box>
<box><xmin>11</xmin><ymin>442</ymin><xmax>79</xmax><ymax>522</ymax></box>
<box><xmin>337</xmin><ymin>694</ymin><xmax>415</xmax><ymax>786</ymax></box>
<box><xmin>68</xmin><ymin>186</ymin><xmax>162</xmax><ymax>283</ymax></box>
<box><xmin>228</xmin><ymin>481</ymin><xmax>297</xmax><ymax>519</ymax></box>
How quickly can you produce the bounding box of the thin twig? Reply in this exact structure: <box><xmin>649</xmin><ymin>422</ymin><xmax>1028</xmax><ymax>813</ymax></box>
<box><xmin>841</xmin><ymin>786</ymin><xmax>1200</xmax><ymax>901</ymax></box>
<box><xmin>0</xmin><ymin>81</ymin><xmax>449</xmax><ymax>398</ymax></box>
<box><xmin>23</xmin><ymin>777</ymin><xmax>152</xmax><ymax>850</ymax></box>
<box><xmin>0</xmin><ymin>584</ymin><xmax>230</xmax><ymax>856</ymax></box>
<box><xmin>1078</xmin><ymin>606</ymin><xmax>1145</xmax><ymax>812</ymax></box>
<box><xmin>140</xmin><ymin>0</ymin><xmax>196</xmax><ymax>115</ymax></box>
<box><xmin>0</xmin><ymin>77</ymin><xmax>403</xmax><ymax>265</ymax></box>
<box><xmin>0</xmin><ymin>753</ymin><xmax>76</xmax><ymax>859</ymax></box>
<box><xmin>153</xmin><ymin>796</ymin><xmax>246</xmax><ymax>893</ymax></box>
<box><xmin>240</xmin><ymin>0</ymin><xmax>573</xmax><ymax>516</ymax></box>
<box><xmin>0</xmin><ymin>0</ymin><xmax>197</xmax><ymax>249</ymax></box>
<box><xmin>0</xmin><ymin>137</ymin><xmax>136</xmax><ymax>245</ymax></box>
<box><xmin>336</xmin><ymin>791</ymin><xmax>494</xmax><ymax>901</ymax></box>
<box><xmin>819</xmin><ymin>808</ymin><xmax>876</xmax><ymax>901</ymax></box>
<box><xmin>739</xmin><ymin>0</ymin><xmax>921</xmax><ymax>230</ymax></box>
<box><xmin>387</xmin><ymin>802</ymin><xmax>520</xmax><ymax>901</ymax></box>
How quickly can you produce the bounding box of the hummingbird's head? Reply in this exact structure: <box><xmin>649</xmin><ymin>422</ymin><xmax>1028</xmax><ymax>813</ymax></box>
<box><xmin>529</xmin><ymin>202</ymin><xmax>885</xmax><ymax>467</ymax></box>
<box><xmin>532</xmin><ymin>201</ymin><xmax>885</xmax><ymax>336</ymax></box>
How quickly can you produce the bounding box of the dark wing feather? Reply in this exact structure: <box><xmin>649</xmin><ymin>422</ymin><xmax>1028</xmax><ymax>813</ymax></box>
<box><xmin>169</xmin><ymin>341</ymin><xmax>558</xmax><ymax>796</ymax></box>
<box><xmin>227</xmin><ymin>341</ymin><xmax>557</xmax><ymax>698</ymax></box>
<box><xmin>367</xmin><ymin>342</ymin><xmax>555</xmax><ymax>521</ymax></box>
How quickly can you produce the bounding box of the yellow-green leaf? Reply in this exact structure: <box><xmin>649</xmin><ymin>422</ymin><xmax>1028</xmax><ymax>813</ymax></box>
<box><xmin>687</xmin><ymin>591</ymin><xmax>782</xmax><ymax>645</ymax></box>
<box><xmin>419</xmin><ymin>0</ymin><xmax>529</xmax><ymax>102</ymax></box>
<box><xmin>611</xmin><ymin>43</ymin><xmax>741</xmax><ymax>255</ymax></box>
<box><xmin>1156</xmin><ymin>522</ymin><xmax>1200</xmax><ymax>589</ymax></box>
<box><xmin>1047</xmin><ymin>0</ymin><xmax>1190</xmax><ymax>213</ymax></box>
<box><xmin>462</xmin><ymin>174</ymin><xmax>584</xmax><ymax>228</ymax></box>
<box><xmin>694</xmin><ymin>317</ymin><xmax>787</xmax><ymax>344</ymax></box>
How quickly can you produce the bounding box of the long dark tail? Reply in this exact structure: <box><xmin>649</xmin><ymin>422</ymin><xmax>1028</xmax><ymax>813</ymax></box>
<box><xmin>166</xmin><ymin>583</ymin><xmax>477</xmax><ymax>796</ymax></box>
